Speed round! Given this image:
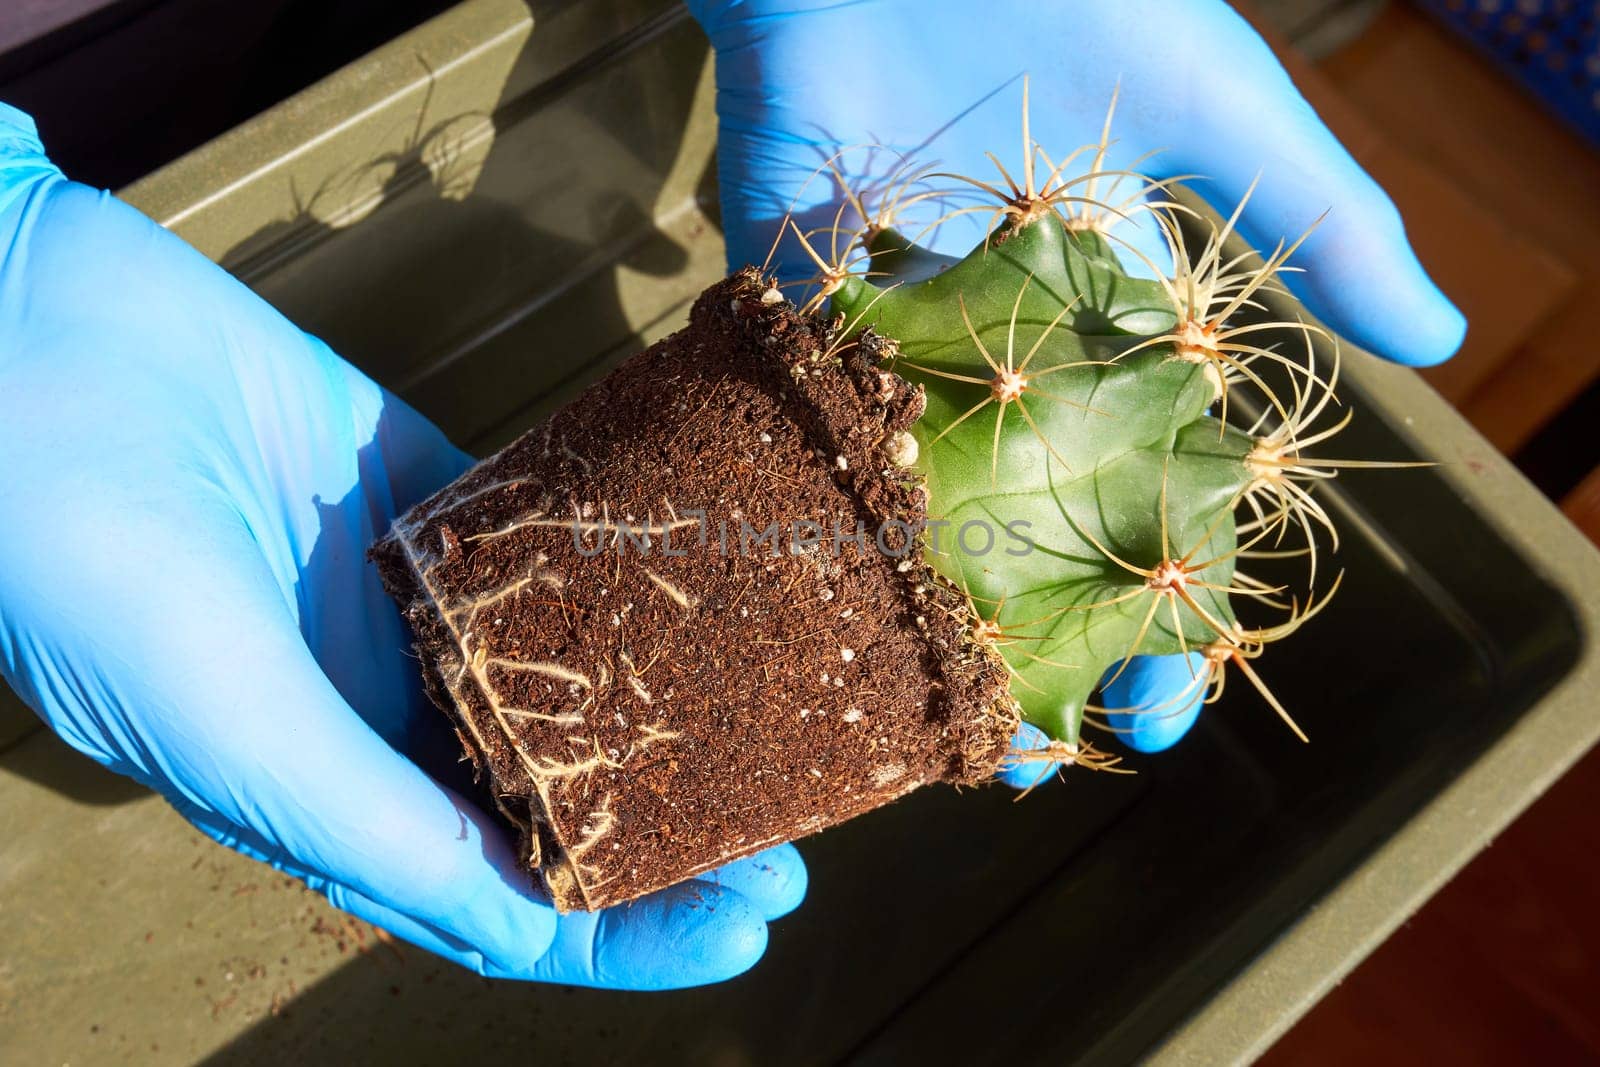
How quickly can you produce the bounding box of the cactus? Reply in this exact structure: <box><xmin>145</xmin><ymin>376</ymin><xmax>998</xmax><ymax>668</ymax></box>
<box><xmin>797</xmin><ymin>88</ymin><xmax>1383</xmax><ymax>765</ymax></box>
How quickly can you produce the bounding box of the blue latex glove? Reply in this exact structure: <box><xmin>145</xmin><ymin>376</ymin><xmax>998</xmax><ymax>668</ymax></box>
<box><xmin>0</xmin><ymin>103</ymin><xmax>805</xmax><ymax>988</ymax></box>
<box><xmin>689</xmin><ymin>0</ymin><xmax>1463</xmax><ymax>766</ymax></box>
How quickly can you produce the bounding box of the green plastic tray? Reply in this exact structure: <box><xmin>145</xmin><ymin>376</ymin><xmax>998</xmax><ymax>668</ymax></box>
<box><xmin>3</xmin><ymin>1</ymin><xmax>1597</xmax><ymax>1062</ymax></box>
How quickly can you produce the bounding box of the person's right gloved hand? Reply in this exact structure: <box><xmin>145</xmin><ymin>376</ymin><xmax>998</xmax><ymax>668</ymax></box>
<box><xmin>0</xmin><ymin>102</ymin><xmax>805</xmax><ymax>988</ymax></box>
<box><xmin>688</xmin><ymin>0</ymin><xmax>1464</xmax><ymax>777</ymax></box>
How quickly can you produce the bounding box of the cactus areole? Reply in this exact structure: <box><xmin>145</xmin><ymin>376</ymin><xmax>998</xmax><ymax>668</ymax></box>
<box><xmin>373</xmin><ymin>92</ymin><xmax>1370</xmax><ymax>910</ymax></box>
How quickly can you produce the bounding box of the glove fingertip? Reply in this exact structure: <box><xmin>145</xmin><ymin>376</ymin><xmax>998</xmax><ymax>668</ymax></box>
<box><xmin>1293</xmin><ymin>217</ymin><xmax>1465</xmax><ymax>369</ymax></box>
<box><xmin>1106</xmin><ymin>699</ymin><xmax>1203</xmax><ymax>754</ymax></box>
<box><xmin>621</xmin><ymin>881</ymin><xmax>770</xmax><ymax>989</ymax></box>
<box><xmin>673</xmin><ymin>883</ymin><xmax>770</xmax><ymax>982</ymax></box>
<box><xmin>1348</xmin><ymin>266</ymin><xmax>1466</xmax><ymax>368</ymax></box>
<box><xmin>997</xmin><ymin>760</ymin><xmax>1060</xmax><ymax>790</ymax></box>
<box><xmin>532</xmin><ymin>881</ymin><xmax>769</xmax><ymax>989</ymax></box>
<box><xmin>997</xmin><ymin>721</ymin><xmax>1059</xmax><ymax>791</ymax></box>
<box><xmin>1176</xmin><ymin>91</ymin><xmax>1466</xmax><ymax>370</ymax></box>
<box><xmin>705</xmin><ymin>843</ymin><xmax>808</xmax><ymax>920</ymax></box>
<box><xmin>1099</xmin><ymin>653</ymin><xmax>1207</xmax><ymax>754</ymax></box>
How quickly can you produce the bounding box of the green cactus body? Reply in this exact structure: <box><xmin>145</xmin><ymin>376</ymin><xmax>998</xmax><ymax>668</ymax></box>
<box><xmin>832</xmin><ymin>215</ymin><xmax>1262</xmax><ymax>746</ymax></box>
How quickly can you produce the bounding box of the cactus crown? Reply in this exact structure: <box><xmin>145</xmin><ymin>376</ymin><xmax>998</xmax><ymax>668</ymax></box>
<box><xmin>786</xmin><ymin>85</ymin><xmax>1390</xmax><ymax>764</ymax></box>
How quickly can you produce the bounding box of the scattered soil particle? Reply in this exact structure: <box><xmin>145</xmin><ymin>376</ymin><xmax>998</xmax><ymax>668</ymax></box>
<box><xmin>372</xmin><ymin>269</ymin><xmax>1017</xmax><ymax>911</ymax></box>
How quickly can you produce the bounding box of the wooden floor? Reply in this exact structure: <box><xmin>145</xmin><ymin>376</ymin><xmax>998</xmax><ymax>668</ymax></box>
<box><xmin>1256</xmin><ymin>4</ymin><xmax>1600</xmax><ymax>1062</ymax></box>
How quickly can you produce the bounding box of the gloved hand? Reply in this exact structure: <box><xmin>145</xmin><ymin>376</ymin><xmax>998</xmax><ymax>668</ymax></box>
<box><xmin>687</xmin><ymin>0</ymin><xmax>1463</xmax><ymax>768</ymax></box>
<box><xmin>0</xmin><ymin>102</ymin><xmax>805</xmax><ymax>988</ymax></box>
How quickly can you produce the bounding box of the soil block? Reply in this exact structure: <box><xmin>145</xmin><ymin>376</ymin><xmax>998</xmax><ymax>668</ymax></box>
<box><xmin>370</xmin><ymin>269</ymin><xmax>1019</xmax><ymax>911</ymax></box>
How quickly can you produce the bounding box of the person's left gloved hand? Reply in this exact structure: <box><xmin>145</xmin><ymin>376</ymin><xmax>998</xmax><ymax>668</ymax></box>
<box><xmin>688</xmin><ymin>0</ymin><xmax>1463</xmax><ymax>773</ymax></box>
<box><xmin>0</xmin><ymin>102</ymin><xmax>805</xmax><ymax>988</ymax></box>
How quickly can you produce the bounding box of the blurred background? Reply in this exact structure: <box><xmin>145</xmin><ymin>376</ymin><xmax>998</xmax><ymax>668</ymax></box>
<box><xmin>2</xmin><ymin>0</ymin><xmax>1596</xmax><ymax>1061</ymax></box>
